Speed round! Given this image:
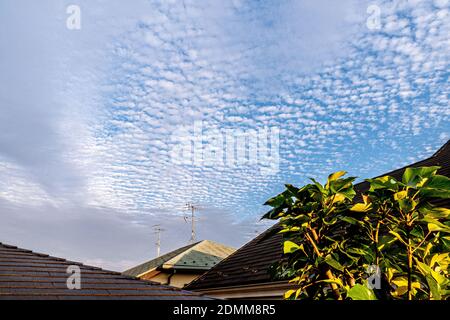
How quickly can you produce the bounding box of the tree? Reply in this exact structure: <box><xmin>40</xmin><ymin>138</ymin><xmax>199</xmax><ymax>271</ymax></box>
<box><xmin>262</xmin><ymin>167</ymin><xmax>450</xmax><ymax>300</ymax></box>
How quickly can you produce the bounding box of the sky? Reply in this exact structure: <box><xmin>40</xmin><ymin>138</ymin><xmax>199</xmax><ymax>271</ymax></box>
<box><xmin>0</xmin><ymin>0</ymin><xmax>449</xmax><ymax>271</ymax></box>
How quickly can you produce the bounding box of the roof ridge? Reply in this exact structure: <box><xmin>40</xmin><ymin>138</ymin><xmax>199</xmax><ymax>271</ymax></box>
<box><xmin>162</xmin><ymin>241</ymin><xmax>209</xmax><ymax>266</ymax></box>
<box><xmin>432</xmin><ymin>139</ymin><xmax>450</xmax><ymax>157</ymax></box>
<box><xmin>198</xmin><ymin>239</ymin><xmax>235</xmax><ymax>249</ymax></box>
<box><xmin>122</xmin><ymin>241</ymin><xmax>200</xmax><ymax>275</ymax></box>
<box><xmin>352</xmin><ymin>140</ymin><xmax>450</xmax><ymax>184</ymax></box>
<box><xmin>0</xmin><ymin>241</ymin><xmax>161</xmax><ymax>282</ymax></box>
<box><xmin>163</xmin><ymin>240</ymin><xmax>236</xmax><ymax>267</ymax></box>
<box><xmin>0</xmin><ymin>241</ymin><xmax>117</xmax><ymax>273</ymax></box>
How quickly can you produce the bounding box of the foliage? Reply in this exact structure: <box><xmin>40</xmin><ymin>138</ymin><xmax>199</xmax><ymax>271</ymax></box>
<box><xmin>262</xmin><ymin>167</ymin><xmax>450</xmax><ymax>300</ymax></box>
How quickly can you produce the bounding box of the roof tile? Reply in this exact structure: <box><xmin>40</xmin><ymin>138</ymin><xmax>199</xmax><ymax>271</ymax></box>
<box><xmin>0</xmin><ymin>242</ymin><xmax>210</xmax><ymax>300</ymax></box>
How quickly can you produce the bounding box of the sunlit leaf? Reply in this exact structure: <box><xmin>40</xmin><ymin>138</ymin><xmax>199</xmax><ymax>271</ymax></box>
<box><xmin>426</xmin><ymin>274</ymin><xmax>441</xmax><ymax>300</ymax></box>
<box><xmin>347</xmin><ymin>284</ymin><xmax>377</xmax><ymax>300</ymax></box>
<box><xmin>402</xmin><ymin>166</ymin><xmax>440</xmax><ymax>186</ymax></box>
<box><xmin>324</xmin><ymin>255</ymin><xmax>344</xmax><ymax>271</ymax></box>
<box><xmin>264</xmin><ymin>192</ymin><xmax>286</xmax><ymax>207</ymax></box>
<box><xmin>283</xmin><ymin>241</ymin><xmax>301</xmax><ymax>254</ymax></box>
<box><xmin>367</xmin><ymin>176</ymin><xmax>399</xmax><ymax>192</ymax></box>
<box><xmin>284</xmin><ymin>289</ymin><xmax>296</xmax><ymax>299</ymax></box>
<box><xmin>389</xmin><ymin>231</ymin><xmax>408</xmax><ymax>246</ymax></box>
<box><xmin>351</xmin><ymin>203</ymin><xmax>372</xmax><ymax>212</ymax></box>
<box><xmin>421</xmin><ymin>217</ymin><xmax>450</xmax><ymax>234</ymax></box>
<box><xmin>327</xmin><ymin>171</ymin><xmax>347</xmax><ymax>183</ymax></box>
<box><xmin>419</xmin><ymin>206</ymin><xmax>450</xmax><ymax>219</ymax></box>
<box><xmin>394</xmin><ymin>190</ymin><xmax>408</xmax><ymax>200</ymax></box>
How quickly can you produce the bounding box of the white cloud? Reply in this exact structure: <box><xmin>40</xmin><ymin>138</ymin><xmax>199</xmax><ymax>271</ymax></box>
<box><xmin>0</xmin><ymin>0</ymin><xmax>448</xmax><ymax>270</ymax></box>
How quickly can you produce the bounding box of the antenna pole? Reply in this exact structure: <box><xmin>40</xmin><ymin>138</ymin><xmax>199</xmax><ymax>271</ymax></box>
<box><xmin>191</xmin><ymin>204</ymin><xmax>195</xmax><ymax>243</ymax></box>
<box><xmin>156</xmin><ymin>229</ymin><xmax>161</xmax><ymax>257</ymax></box>
<box><xmin>186</xmin><ymin>203</ymin><xmax>196</xmax><ymax>243</ymax></box>
<box><xmin>153</xmin><ymin>225</ymin><xmax>165</xmax><ymax>257</ymax></box>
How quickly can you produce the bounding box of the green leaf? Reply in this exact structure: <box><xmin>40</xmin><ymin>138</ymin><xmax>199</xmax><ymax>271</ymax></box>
<box><xmin>261</xmin><ymin>207</ymin><xmax>283</xmax><ymax>220</ymax></box>
<box><xmin>324</xmin><ymin>255</ymin><xmax>344</xmax><ymax>271</ymax></box>
<box><xmin>327</xmin><ymin>171</ymin><xmax>347</xmax><ymax>183</ymax></box>
<box><xmin>389</xmin><ymin>231</ymin><xmax>408</xmax><ymax>246</ymax></box>
<box><xmin>347</xmin><ymin>247</ymin><xmax>369</xmax><ymax>256</ymax></box>
<box><xmin>415</xmin><ymin>260</ymin><xmax>447</xmax><ymax>285</ymax></box>
<box><xmin>402</xmin><ymin>166</ymin><xmax>440</xmax><ymax>186</ymax></box>
<box><xmin>421</xmin><ymin>217</ymin><xmax>450</xmax><ymax>233</ymax></box>
<box><xmin>283</xmin><ymin>241</ymin><xmax>301</xmax><ymax>254</ymax></box>
<box><xmin>351</xmin><ymin>203</ymin><xmax>372</xmax><ymax>212</ymax></box>
<box><xmin>309</xmin><ymin>178</ymin><xmax>326</xmax><ymax>195</ymax></box>
<box><xmin>339</xmin><ymin>216</ymin><xmax>362</xmax><ymax>225</ymax></box>
<box><xmin>424</xmin><ymin>174</ymin><xmax>450</xmax><ymax>190</ymax></box>
<box><xmin>397</xmin><ymin>198</ymin><xmax>417</xmax><ymax>212</ymax></box>
<box><xmin>318</xmin><ymin>278</ymin><xmax>344</xmax><ymax>287</ymax></box>
<box><xmin>264</xmin><ymin>192</ymin><xmax>287</xmax><ymax>207</ymax></box>
<box><xmin>329</xmin><ymin>177</ymin><xmax>356</xmax><ymax>194</ymax></box>
<box><xmin>419</xmin><ymin>206</ymin><xmax>450</xmax><ymax>219</ymax></box>
<box><xmin>278</xmin><ymin>226</ymin><xmax>301</xmax><ymax>233</ymax></box>
<box><xmin>285</xmin><ymin>184</ymin><xmax>300</xmax><ymax>197</ymax></box>
<box><xmin>378</xmin><ymin>235</ymin><xmax>399</xmax><ymax>251</ymax></box>
<box><xmin>420</xmin><ymin>187</ymin><xmax>450</xmax><ymax>199</ymax></box>
<box><xmin>347</xmin><ymin>284</ymin><xmax>377</xmax><ymax>300</ymax></box>
<box><xmin>284</xmin><ymin>289</ymin><xmax>296</xmax><ymax>299</ymax></box>
<box><xmin>393</xmin><ymin>190</ymin><xmax>408</xmax><ymax>200</ymax></box>
<box><xmin>426</xmin><ymin>275</ymin><xmax>441</xmax><ymax>300</ymax></box>
<box><xmin>367</xmin><ymin>176</ymin><xmax>399</xmax><ymax>192</ymax></box>
<box><xmin>337</xmin><ymin>187</ymin><xmax>356</xmax><ymax>201</ymax></box>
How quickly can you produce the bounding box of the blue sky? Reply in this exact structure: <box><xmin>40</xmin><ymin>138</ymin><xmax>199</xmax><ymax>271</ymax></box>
<box><xmin>0</xmin><ymin>0</ymin><xmax>449</xmax><ymax>271</ymax></box>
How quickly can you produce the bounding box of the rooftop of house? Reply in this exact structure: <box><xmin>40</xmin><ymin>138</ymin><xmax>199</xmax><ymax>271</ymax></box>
<box><xmin>185</xmin><ymin>140</ymin><xmax>450</xmax><ymax>291</ymax></box>
<box><xmin>123</xmin><ymin>240</ymin><xmax>236</xmax><ymax>277</ymax></box>
<box><xmin>0</xmin><ymin>242</ymin><xmax>210</xmax><ymax>300</ymax></box>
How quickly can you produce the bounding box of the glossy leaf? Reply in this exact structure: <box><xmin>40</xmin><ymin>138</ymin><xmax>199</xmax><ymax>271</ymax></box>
<box><xmin>283</xmin><ymin>241</ymin><xmax>301</xmax><ymax>254</ymax></box>
<box><xmin>347</xmin><ymin>284</ymin><xmax>377</xmax><ymax>300</ymax></box>
<box><xmin>402</xmin><ymin>166</ymin><xmax>440</xmax><ymax>186</ymax></box>
<box><xmin>350</xmin><ymin>203</ymin><xmax>372</xmax><ymax>212</ymax></box>
<box><xmin>324</xmin><ymin>255</ymin><xmax>344</xmax><ymax>272</ymax></box>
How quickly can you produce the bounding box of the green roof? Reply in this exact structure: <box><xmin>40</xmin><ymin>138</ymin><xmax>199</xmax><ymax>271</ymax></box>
<box><xmin>123</xmin><ymin>240</ymin><xmax>235</xmax><ymax>277</ymax></box>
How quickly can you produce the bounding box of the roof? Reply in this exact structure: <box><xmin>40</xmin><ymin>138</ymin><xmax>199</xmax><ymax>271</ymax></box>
<box><xmin>0</xmin><ymin>242</ymin><xmax>210</xmax><ymax>300</ymax></box>
<box><xmin>123</xmin><ymin>240</ymin><xmax>236</xmax><ymax>277</ymax></box>
<box><xmin>186</xmin><ymin>140</ymin><xmax>450</xmax><ymax>291</ymax></box>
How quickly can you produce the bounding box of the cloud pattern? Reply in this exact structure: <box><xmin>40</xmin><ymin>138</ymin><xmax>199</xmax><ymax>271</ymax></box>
<box><xmin>0</xmin><ymin>0</ymin><xmax>448</xmax><ymax>270</ymax></box>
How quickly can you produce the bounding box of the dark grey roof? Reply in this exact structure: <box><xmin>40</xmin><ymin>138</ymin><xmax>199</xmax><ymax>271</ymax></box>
<box><xmin>0</xmin><ymin>242</ymin><xmax>210</xmax><ymax>300</ymax></box>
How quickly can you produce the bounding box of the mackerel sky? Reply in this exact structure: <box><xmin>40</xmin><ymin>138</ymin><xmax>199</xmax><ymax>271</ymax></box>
<box><xmin>0</xmin><ymin>0</ymin><xmax>449</xmax><ymax>271</ymax></box>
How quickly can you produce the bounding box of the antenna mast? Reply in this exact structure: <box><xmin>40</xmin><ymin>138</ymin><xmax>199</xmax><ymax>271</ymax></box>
<box><xmin>185</xmin><ymin>203</ymin><xmax>197</xmax><ymax>243</ymax></box>
<box><xmin>152</xmin><ymin>225</ymin><xmax>165</xmax><ymax>257</ymax></box>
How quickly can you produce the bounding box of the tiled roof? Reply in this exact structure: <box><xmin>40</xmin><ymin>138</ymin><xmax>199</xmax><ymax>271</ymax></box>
<box><xmin>0</xmin><ymin>242</ymin><xmax>210</xmax><ymax>300</ymax></box>
<box><xmin>186</xmin><ymin>140</ymin><xmax>450</xmax><ymax>291</ymax></box>
<box><xmin>123</xmin><ymin>240</ymin><xmax>236</xmax><ymax>277</ymax></box>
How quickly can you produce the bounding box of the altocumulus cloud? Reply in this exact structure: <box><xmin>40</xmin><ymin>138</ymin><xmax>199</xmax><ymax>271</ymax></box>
<box><xmin>0</xmin><ymin>0</ymin><xmax>448</xmax><ymax>270</ymax></box>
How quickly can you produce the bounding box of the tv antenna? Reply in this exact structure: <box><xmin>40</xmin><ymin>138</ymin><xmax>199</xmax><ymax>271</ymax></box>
<box><xmin>185</xmin><ymin>203</ymin><xmax>201</xmax><ymax>244</ymax></box>
<box><xmin>152</xmin><ymin>225</ymin><xmax>165</xmax><ymax>257</ymax></box>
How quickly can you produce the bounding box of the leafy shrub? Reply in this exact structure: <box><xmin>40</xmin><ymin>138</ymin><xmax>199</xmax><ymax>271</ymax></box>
<box><xmin>262</xmin><ymin>167</ymin><xmax>449</xmax><ymax>300</ymax></box>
